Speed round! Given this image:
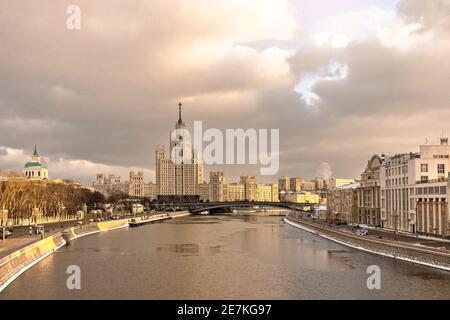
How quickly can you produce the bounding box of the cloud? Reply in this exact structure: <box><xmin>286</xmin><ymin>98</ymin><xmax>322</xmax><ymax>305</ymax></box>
<box><xmin>0</xmin><ymin>145</ymin><xmax>154</xmax><ymax>184</ymax></box>
<box><xmin>0</xmin><ymin>146</ymin><xmax>8</xmax><ymax>156</ymax></box>
<box><xmin>397</xmin><ymin>0</ymin><xmax>450</xmax><ymax>34</ymax></box>
<box><xmin>0</xmin><ymin>0</ymin><xmax>449</xmax><ymax>184</ymax></box>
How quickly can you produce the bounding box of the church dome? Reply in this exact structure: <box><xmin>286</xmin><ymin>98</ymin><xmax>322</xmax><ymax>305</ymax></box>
<box><xmin>24</xmin><ymin>161</ymin><xmax>46</xmax><ymax>169</ymax></box>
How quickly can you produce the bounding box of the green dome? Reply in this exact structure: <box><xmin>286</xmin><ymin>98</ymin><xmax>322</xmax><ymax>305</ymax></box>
<box><xmin>24</xmin><ymin>161</ymin><xmax>46</xmax><ymax>169</ymax></box>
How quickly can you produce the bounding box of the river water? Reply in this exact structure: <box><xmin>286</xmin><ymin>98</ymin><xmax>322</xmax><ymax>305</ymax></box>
<box><xmin>2</xmin><ymin>215</ymin><xmax>450</xmax><ymax>299</ymax></box>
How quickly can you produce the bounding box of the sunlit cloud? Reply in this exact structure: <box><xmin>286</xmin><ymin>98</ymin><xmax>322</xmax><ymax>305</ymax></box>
<box><xmin>0</xmin><ymin>0</ymin><xmax>449</xmax><ymax>183</ymax></box>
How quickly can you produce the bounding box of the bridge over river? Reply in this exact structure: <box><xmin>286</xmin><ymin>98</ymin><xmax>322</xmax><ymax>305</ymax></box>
<box><xmin>154</xmin><ymin>201</ymin><xmax>313</xmax><ymax>213</ymax></box>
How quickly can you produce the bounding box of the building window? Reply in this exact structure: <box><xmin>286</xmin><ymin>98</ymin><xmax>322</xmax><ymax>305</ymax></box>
<box><xmin>421</xmin><ymin>176</ymin><xmax>428</xmax><ymax>183</ymax></box>
<box><xmin>421</xmin><ymin>164</ymin><xmax>428</xmax><ymax>173</ymax></box>
<box><xmin>438</xmin><ymin>164</ymin><xmax>445</xmax><ymax>174</ymax></box>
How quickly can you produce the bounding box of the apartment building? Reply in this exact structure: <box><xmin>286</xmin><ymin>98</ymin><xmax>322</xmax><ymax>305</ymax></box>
<box><xmin>357</xmin><ymin>155</ymin><xmax>384</xmax><ymax>227</ymax></box>
<box><xmin>380</xmin><ymin>138</ymin><xmax>450</xmax><ymax>233</ymax></box>
<box><xmin>327</xmin><ymin>183</ymin><xmax>360</xmax><ymax>224</ymax></box>
<box><xmin>93</xmin><ymin>173</ymin><xmax>128</xmax><ymax>197</ymax></box>
<box><xmin>129</xmin><ymin>171</ymin><xmax>144</xmax><ymax>198</ymax></box>
<box><xmin>278</xmin><ymin>176</ymin><xmax>290</xmax><ymax>192</ymax></box>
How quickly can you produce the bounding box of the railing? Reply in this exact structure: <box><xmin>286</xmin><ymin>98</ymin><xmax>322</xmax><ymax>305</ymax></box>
<box><xmin>416</xmin><ymin>178</ymin><xmax>448</xmax><ymax>184</ymax></box>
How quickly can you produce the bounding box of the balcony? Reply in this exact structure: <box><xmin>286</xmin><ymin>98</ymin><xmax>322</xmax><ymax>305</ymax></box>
<box><xmin>415</xmin><ymin>178</ymin><xmax>448</xmax><ymax>184</ymax></box>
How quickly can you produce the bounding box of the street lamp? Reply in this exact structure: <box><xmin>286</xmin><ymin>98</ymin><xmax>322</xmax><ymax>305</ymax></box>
<box><xmin>393</xmin><ymin>208</ymin><xmax>399</xmax><ymax>241</ymax></box>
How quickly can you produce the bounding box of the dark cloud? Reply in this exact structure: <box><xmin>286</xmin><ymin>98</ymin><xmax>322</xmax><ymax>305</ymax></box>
<box><xmin>0</xmin><ymin>0</ymin><xmax>449</xmax><ymax>184</ymax></box>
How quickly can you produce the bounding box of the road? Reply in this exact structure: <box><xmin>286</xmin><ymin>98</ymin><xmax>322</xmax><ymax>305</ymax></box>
<box><xmin>291</xmin><ymin>212</ymin><xmax>450</xmax><ymax>251</ymax></box>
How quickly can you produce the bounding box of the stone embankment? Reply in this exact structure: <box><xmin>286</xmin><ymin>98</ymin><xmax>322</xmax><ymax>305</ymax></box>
<box><xmin>285</xmin><ymin>214</ymin><xmax>450</xmax><ymax>272</ymax></box>
<box><xmin>0</xmin><ymin>212</ymin><xmax>190</xmax><ymax>292</ymax></box>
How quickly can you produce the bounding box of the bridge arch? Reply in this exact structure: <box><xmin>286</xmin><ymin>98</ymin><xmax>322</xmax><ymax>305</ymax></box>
<box><xmin>187</xmin><ymin>202</ymin><xmax>313</xmax><ymax>214</ymax></box>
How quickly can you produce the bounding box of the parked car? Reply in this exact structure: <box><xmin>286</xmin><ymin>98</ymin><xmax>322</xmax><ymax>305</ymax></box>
<box><xmin>0</xmin><ymin>228</ymin><xmax>12</xmax><ymax>238</ymax></box>
<box><xmin>356</xmin><ymin>228</ymin><xmax>369</xmax><ymax>236</ymax></box>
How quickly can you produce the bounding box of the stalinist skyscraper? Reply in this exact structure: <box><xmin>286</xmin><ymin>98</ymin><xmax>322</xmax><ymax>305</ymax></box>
<box><xmin>155</xmin><ymin>103</ymin><xmax>204</xmax><ymax>197</ymax></box>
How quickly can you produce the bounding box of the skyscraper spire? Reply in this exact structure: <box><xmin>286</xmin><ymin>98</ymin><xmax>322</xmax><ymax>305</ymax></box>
<box><xmin>33</xmin><ymin>145</ymin><xmax>39</xmax><ymax>156</ymax></box>
<box><xmin>176</xmin><ymin>102</ymin><xmax>185</xmax><ymax>128</ymax></box>
<box><xmin>178</xmin><ymin>102</ymin><xmax>182</xmax><ymax>125</ymax></box>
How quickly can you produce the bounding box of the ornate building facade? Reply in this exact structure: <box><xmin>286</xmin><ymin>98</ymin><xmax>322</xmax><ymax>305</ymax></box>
<box><xmin>155</xmin><ymin>104</ymin><xmax>204</xmax><ymax>198</ymax></box>
<box><xmin>357</xmin><ymin>155</ymin><xmax>383</xmax><ymax>227</ymax></box>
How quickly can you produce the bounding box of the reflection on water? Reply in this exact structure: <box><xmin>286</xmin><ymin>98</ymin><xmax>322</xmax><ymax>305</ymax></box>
<box><xmin>2</xmin><ymin>215</ymin><xmax>450</xmax><ymax>300</ymax></box>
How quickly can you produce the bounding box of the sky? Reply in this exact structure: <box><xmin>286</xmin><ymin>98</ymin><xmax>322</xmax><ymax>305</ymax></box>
<box><xmin>1</xmin><ymin>0</ymin><xmax>450</xmax><ymax>185</ymax></box>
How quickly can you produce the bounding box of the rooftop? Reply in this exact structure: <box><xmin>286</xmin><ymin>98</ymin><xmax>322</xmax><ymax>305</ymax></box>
<box><xmin>24</xmin><ymin>161</ymin><xmax>47</xmax><ymax>169</ymax></box>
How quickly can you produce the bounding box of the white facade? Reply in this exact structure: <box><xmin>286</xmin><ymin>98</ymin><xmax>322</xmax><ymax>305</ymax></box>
<box><xmin>23</xmin><ymin>146</ymin><xmax>48</xmax><ymax>180</ymax></box>
<box><xmin>380</xmin><ymin>138</ymin><xmax>450</xmax><ymax>233</ymax></box>
<box><xmin>414</xmin><ymin>179</ymin><xmax>449</xmax><ymax>236</ymax></box>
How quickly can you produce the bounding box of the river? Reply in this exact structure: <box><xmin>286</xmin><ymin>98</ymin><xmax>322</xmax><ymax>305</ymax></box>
<box><xmin>2</xmin><ymin>214</ymin><xmax>450</xmax><ymax>299</ymax></box>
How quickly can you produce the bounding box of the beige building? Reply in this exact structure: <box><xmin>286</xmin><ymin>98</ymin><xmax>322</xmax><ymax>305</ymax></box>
<box><xmin>290</xmin><ymin>177</ymin><xmax>303</xmax><ymax>192</ymax></box>
<box><xmin>210</xmin><ymin>172</ymin><xmax>227</xmax><ymax>202</ymax></box>
<box><xmin>129</xmin><ymin>171</ymin><xmax>144</xmax><ymax>198</ymax></box>
<box><xmin>256</xmin><ymin>183</ymin><xmax>279</xmax><ymax>202</ymax></box>
<box><xmin>278</xmin><ymin>176</ymin><xmax>290</xmax><ymax>192</ymax></box>
<box><xmin>283</xmin><ymin>192</ymin><xmax>320</xmax><ymax>204</ymax></box>
<box><xmin>313</xmin><ymin>178</ymin><xmax>328</xmax><ymax>191</ymax></box>
<box><xmin>93</xmin><ymin>173</ymin><xmax>128</xmax><ymax>197</ymax></box>
<box><xmin>155</xmin><ymin>105</ymin><xmax>204</xmax><ymax>197</ymax></box>
<box><xmin>380</xmin><ymin>138</ymin><xmax>450</xmax><ymax>233</ymax></box>
<box><xmin>357</xmin><ymin>155</ymin><xmax>383</xmax><ymax>227</ymax></box>
<box><xmin>226</xmin><ymin>183</ymin><xmax>246</xmax><ymax>201</ymax></box>
<box><xmin>301</xmin><ymin>181</ymin><xmax>316</xmax><ymax>192</ymax></box>
<box><xmin>144</xmin><ymin>182</ymin><xmax>158</xmax><ymax>201</ymax></box>
<box><xmin>239</xmin><ymin>176</ymin><xmax>278</xmax><ymax>202</ymax></box>
<box><xmin>198</xmin><ymin>182</ymin><xmax>211</xmax><ymax>202</ymax></box>
<box><xmin>240</xmin><ymin>176</ymin><xmax>257</xmax><ymax>201</ymax></box>
<box><xmin>327</xmin><ymin>183</ymin><xmax>360</xmax><ymax>223</ymax></box>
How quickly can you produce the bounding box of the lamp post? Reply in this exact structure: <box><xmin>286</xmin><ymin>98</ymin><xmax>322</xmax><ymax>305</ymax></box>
<box><xmin>28</xmin><ymin>203</ymin><xmax>32</xmax><ymax>227</ymax></box>
<box><xmin>393</xmin><ymin>208</ymin><xmax>399</xmax><ymax>241</ymax></box>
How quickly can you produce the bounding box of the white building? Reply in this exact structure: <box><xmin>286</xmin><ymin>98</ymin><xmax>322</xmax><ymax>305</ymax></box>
<box><xmin>380</xmin><ymin>138</ymin><xmax>450</xmax><ymax>233</ymax></box>
<box><xmin>414</xmin><ymin>178</ymin><xmax>449</xmax><ymax>236</ymax></box>
<box><xmin>23</xmin><ymin>146</ymin><xmax>48</xmax><ymax>180</ymax></box>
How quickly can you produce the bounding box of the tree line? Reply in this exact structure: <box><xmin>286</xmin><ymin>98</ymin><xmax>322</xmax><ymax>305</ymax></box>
<box><xmin>0</xmin><ymin>175</ymin><xmax>105</xmax><ymax>224</ymax></box>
